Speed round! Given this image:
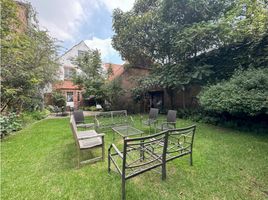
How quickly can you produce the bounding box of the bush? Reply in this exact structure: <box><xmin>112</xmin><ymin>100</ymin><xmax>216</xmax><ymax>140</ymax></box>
<box><xmin>51</xmin><ymin>92</ymin><xmax>66</xmax><ymax>108</ymax></box>
<box><xmin>199</xmin><ymin>68</ymin><xmax>268</xmax><ymax>116</ymax></box>
<box><xmin>0</xmin><ymin>113</ymin><xmax>22</xmax><ymax>137</ymax></box>
<box><xmin>19</xmin><ymin>109</ymin><xmax>50</xmax><ymax>124</ymax></box>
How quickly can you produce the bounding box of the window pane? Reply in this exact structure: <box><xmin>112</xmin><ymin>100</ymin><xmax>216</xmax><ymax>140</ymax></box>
<box><xmin>67</xmin><ymin>92</ymin><xmax>73</xmax><ymax>102</ymax></box>
<box><xmin>64</xmin><ymin>68</ymin><xmax>74</xmax><ymax>79</ymax></box>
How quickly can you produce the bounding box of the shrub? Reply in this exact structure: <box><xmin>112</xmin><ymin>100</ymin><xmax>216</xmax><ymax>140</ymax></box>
<box><xmin>199</xmin><ymin>68</ymin><xmax>268</xmax><ymax>116</ymax></box>
<box><xmin>0</xmin><ymin>113</ymin><xmax>22</xmax><ymax>137</ymax></box>
<box><xmin>51</xmin><ymin>91</ymin><xmax>66</xmax><ymax>108</ymax></box>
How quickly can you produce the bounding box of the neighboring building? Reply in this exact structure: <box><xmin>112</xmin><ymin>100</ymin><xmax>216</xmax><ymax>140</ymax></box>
<box><xmin>51</xmin><ymin>41</ymin><xmax>90</xmax><ymax>109</ymax></box>
<box><xmin>103</xmin><ymin>63</ymin><xmax>200</xmax><ymax>113</ymax></box>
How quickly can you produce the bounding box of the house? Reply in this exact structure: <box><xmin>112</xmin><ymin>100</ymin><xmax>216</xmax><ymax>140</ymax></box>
<box><xmin>103</xmin><ymin>63</ymin><xmax>200</xmax><ymax>113</ymax></box>
<box><xmin>46</xmin><ymin>41</ymin><xmax>90</xmax><ymax>110</ymax></box>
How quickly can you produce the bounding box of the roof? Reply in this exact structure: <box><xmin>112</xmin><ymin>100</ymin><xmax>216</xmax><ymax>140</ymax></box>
<box><xmin>103</xmin><ymin>63</ymin><xmax>125</xmax><ymax>81</ymax></box>
<box><xmin>53</xmin><ymin>80</ymin><xmax>81</xmax><ymax>90</ymax></box>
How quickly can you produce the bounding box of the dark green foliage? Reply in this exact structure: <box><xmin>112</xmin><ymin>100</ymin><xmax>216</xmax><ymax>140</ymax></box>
<box><xmin>72</xmin><ymin>49</ymin><xmax>105</xmax><ymax>102</ymax></box>
<box><xmin>113</xmin><ymin>0</ymin><xmax>268</xmax><ymax>109</ymax></box>
<box><xmin>1</xmin><ymin>0</ymin><xmax>59</xmax><ymax>112</ymax></box>
<box><xmin>199</xmin><ymin>68</ymin><xmax>268</xmax><ymax>116</ymax></box>
<box><xmin>104</xmin><ymin>77</ymin><xmax>125</xmax><ymax>110</ymax></box>
<box><xmin>0</xmin><ymin>113</ymin><xmax>22</xmax><ymax>137</ymax></box>
<box><xmin>0</xmin><ymin>110</ymin><xmax>50</xmax><ymax>138</ymax></box>
<box><xmin>51</xmin><ymin>92</ymin><xmax>66</xmax><ymax>108</ymax></box>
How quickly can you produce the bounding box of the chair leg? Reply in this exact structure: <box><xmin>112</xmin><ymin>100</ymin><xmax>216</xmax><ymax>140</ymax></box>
<box><xmin>77</xmin><ymin>149</ymin><xmax>81</xmax><ymax>168</ymax></box>
<box><xmin>122</xmin><ymin>178</ymin><xmax>126</xmax><ymax>200</ymax></box>
<box><xmin>108</xmin><ymin>149</ymin><xmax>111</xmax><ymax>173</ymax></box>
<box><xmin>190</xmin><ymin>152</ymin><xmax>193</xmax><ymax>166</ymax></box>
<box><xmin>162</xmin><ymin>163</ymin><xmax>166</xmax><ymax>180</ymax></box>
<box><xmin>102</xmin><ymin>143</ymin><xmax>105</xmax><ymax>161</ymax></box>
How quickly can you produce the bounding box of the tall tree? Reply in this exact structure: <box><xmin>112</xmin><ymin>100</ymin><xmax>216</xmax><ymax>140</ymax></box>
<box><xmin>72</xmin><ymin>49</ymin><xmax>106</xmax><ymax>102</ymax></box>
<box><xmin>112</xmin><ymin>0</ymin><xmax>268</xmax><ymax>108</ymax></box>
<box><xmin>1</xmin><ymin>0</ymin><xmax>59</xmax><ymax>112</ymax></box>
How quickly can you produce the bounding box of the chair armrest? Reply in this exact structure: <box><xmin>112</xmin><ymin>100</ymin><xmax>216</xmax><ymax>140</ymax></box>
<box><xmin>109</xmin><ymin>144</ymin><xmax>123</xmax><ymax>158</ymax></box>
<box><xmin>77</xmin><ymin>123</ymin><xmax>94</xmax><ymax>128</ymax></box>
<box><xmin>161</xmin><ymin>122</ymin><xmax>176</xmax><ymax>129</ymax></box>
<box><xmin>79</xmin><ymin>133</ymin><xmax>105</xmax><ymax>140</ymax></box>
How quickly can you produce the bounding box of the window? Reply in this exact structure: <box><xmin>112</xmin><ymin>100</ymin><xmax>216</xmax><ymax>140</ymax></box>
<box><xmin>67</xmin><ymin>92</ymin><xmax>74</xmax><ymax>102</ymax></box>
<box><xmin>77</xmin><ymin>92</ymin><xmax>81</xmax><ymax>102</ymax></box>
<box><xmin>78</xmin><ymin>50</ymin><xmax>86</xmax><ymax>57</ymax></box>
<box><xmin>64</xmin><ymin>67</ymin><xmax>74</xmax><ymax>79</ymax></box>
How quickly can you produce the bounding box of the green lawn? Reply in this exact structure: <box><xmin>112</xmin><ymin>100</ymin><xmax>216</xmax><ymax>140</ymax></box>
<box><xmin>1</xmin><ymin>116</ymin><xmax>268</xmax><ymax>200</ymax></box>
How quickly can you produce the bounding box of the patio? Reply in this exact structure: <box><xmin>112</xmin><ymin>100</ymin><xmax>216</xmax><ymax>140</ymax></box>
<box><xmin>1</xmin><ymin>115</ymin><xmax>268</xmax><ymax>200</ymax></box>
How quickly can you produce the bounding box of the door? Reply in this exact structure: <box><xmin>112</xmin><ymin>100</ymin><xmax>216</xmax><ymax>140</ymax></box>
<box><xmin>66</xmin><ymin>92</ymin><xmax>74</xmax><ymax>108</ymax></box>
<box><xmin>149</xmin><ymin>91</ymin><xmax>164</xmax><ymax>111</ymax></box>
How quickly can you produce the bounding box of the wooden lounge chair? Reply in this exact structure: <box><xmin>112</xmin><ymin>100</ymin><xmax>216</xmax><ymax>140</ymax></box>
<box><xmin>108</xmin><ymin>131</ymin><xmax>168</xmax><ymax>200</ymax></box>
<box><xmin>73</xmin><ymin>110</ymin><xmax>94</xmax><ymax>129</ymax></box>
<box><xmin>70</xmin><ymin>116</ymin><xmax>105</xmax><ymax>167</ymax></box>
<box><xmin>156</xmin><ymin>110</ymin><xmax>177</xmax><ymax>131</ymax></box>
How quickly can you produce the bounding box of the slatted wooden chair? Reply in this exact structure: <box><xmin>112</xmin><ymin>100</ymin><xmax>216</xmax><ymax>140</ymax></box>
<box><xmin>156</xmin><ymin>110</ymin><xmax>177</xmax><ymax>131</ymax></box>
<box><xmin>73</xmin><ymin>110</ymin><xmax>94</xmax><ymax>129</ymax></box>
<box><xmin>70</xmin><ymin>116</ymin><xmax>105</xmax><ymax>167</ymax></box>
<box><xmin>108</xmin><ymin>131</ymin><xmax>168</xmax><ymax>200</ymax></box>
<box><xmin>166</xmin><ymin>125</ymin><xmax>196</xmax><ymax>166</ymax></box>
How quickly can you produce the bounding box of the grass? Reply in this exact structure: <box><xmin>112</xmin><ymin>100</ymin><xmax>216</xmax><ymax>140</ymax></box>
<box><xmin>1</xmin><ymin>115</ymin><xmax>268</xmax><ymax>200</ymax></box>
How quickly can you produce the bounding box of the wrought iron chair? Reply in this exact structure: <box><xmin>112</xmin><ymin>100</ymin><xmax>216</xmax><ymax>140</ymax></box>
<box><xmin>166</xmin><ymin>125</ymin><xmax>196</xmax><ymax>166</ymax></box>
<box><xmin>156</xmin><ymin>110</ymin><xmax>177</xmax><ymax>131</ymax></box>
<box><xmin>141</xmin><ymin>108</ymin><xmax>159</xmax><ymax>133</ymax></box>
<box><xmin>108</xmin><ymin>131</ymin><xmax>168</xmax><ymax>200</ymax></box>
<box><xmin>94</xmin><ymin>110</ymin><xmax>133</xmax><ymax>130</ymax></box>
<box><xmin>73</xmin><ymin>110</ymin><xmax>94</xmax><ymax>129</ymax></box>
<box><xmin>70</xmin><ymin>116</ymin><xmax>105</xmax><ymax>168</ymax></box>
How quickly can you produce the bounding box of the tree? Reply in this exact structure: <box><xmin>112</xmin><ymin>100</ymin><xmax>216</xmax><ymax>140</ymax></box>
<box><xmin>104</xmin><ymin>77</ymin><xmax>125</xmax><ymax>110</ymax></box>
<box><xmin>1</xmin><ymin>0</ymin><xmax>59</xmax><ymax>112</ymax></box>
<box><xmin>72</xmin><ymin>49</ymin><xmax>106</xmax><ymax>103</ymax></box>
<box><xmin>112</xmin><ymin>0</ymin><xmax>268</xmax><ymax>108</ymax></box>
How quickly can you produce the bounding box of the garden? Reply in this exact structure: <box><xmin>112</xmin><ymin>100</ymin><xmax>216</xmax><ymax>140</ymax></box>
<box><xmin>2</xmin><ymin>116</ymin><xmax>268</xmax><ymax>200</ymax></box>
<box><xmin>1</xmin><ymin>0</ymin><xmax>268</xmax><ymax>200</ymax></box>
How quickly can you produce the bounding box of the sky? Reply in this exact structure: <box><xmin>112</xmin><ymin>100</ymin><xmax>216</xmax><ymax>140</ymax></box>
<box><xmin>27</xmin><ymin>0</ymin><xmax>136</xmax><ymax>64</ymax></box>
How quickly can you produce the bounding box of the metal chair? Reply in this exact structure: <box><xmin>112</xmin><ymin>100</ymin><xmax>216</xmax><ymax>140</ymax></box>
<box><xmin>73</xmin><ymin>110</ymin><xmax>94</xmax><ymax>129</ymax></box>
<box><xmin>141</xmin><ymin>108</ymin><xmax>159</xmax><ymax>133</ymax></box>
<box><xmin>156</xmin><ymin>110</ymin><xmax>177</xmax><ymax>131</ymax></box>
<box><xmin>94</xmin><ymin>110</ymin><xmax>133</xmax><ymax>131</ymax></box>
<box><xmin>70</xmin><ymin>116</ymin><xmax>105</xmax><ymax>168</ymax></box>
<box><xmin>166</xmin><ymin>125</ymin><xmax>196</xmax><ymax>166</ymax></box>
<box><xmin>108</xmin><ymin>131</ymin><xmax>168</xmax><ymax>200</ymax></box>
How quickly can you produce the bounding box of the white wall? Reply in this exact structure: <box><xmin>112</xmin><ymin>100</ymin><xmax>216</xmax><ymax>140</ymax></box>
<box><xmin>58</xmin><ymin>41</ymin><xmax>90</xmax><ymax>80</ymax></box>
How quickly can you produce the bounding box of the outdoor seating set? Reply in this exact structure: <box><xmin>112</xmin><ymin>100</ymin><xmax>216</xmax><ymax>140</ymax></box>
<box><xmin>69</xmin><ymin>109</ymin><xmax>196</xmax><ymax>200</ymax></box>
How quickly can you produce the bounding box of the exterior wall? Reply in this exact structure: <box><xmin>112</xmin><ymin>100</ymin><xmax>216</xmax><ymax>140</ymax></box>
<box><xmin>111</xmin><ymin>66</ymin><xmax>201</xmax><ymax>112</ymax></box>
<box><xmin>58</xmin><ymin>41</ymin><xmax>89</xmax><ymax>80</ymax></box>
<box><xmin>114</xmin><ymin>67</ymin><xmax>150</xmax><ymax>113</ymax></box>
<box><xmin>162</xmin><ymin>86</ymin><xmax>201</xmax><ymax>110</ymax></box>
